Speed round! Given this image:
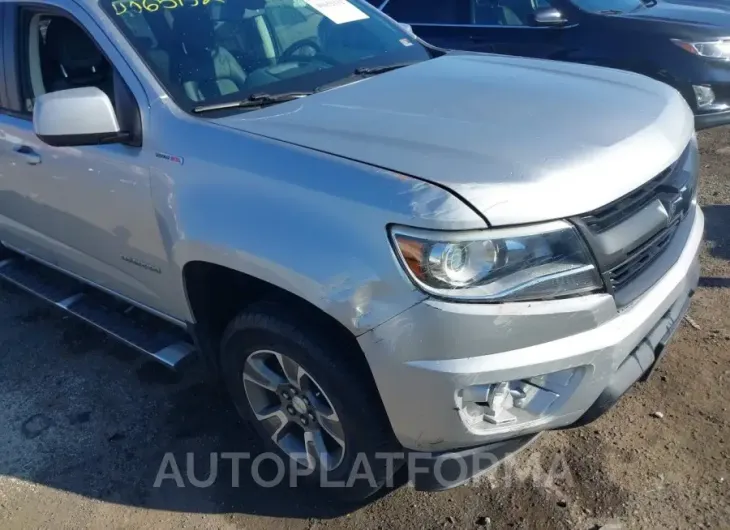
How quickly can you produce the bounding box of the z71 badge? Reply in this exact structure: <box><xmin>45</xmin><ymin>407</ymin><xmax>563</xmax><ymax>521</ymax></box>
<box><xmin>155</xmin><ymin>152</ymin><xmax>184</xmax><ymax>165</ymax></box>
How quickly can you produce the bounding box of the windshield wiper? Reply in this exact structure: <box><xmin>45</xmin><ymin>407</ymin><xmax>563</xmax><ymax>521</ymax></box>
<box><xmin>352</xmin><ymin>63</ymin><xmax>414</xmax><ymax>76</ymax></box>
<box><xmin>314</xmin><ymin>62</ymin><xmax>416</xmax><ymax>93</ymax></box>
<box><xmin>195</xmin><ymin>64</ymin><xmax>417</xmax><ymax>113</ymax></box>
<box><xmin>192</xmin><ymin>92</ymin><xmax>313</xmax><ymax>114</ymax></box>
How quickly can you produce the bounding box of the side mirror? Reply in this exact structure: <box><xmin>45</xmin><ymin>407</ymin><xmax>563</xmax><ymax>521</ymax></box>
<box><xmin>398</xmin><ymin>22</ymin><xmax>414</xmax><ymax>35</ymax></box>
<box><xmin>533</xmin><ymin>7</ymin><xmax>567</xmax><ymax>26</ymax></box>
<box><xmin>33</xmin><ymin>87</ymin><xmax>128</xmax><ymax>147</ymax></box>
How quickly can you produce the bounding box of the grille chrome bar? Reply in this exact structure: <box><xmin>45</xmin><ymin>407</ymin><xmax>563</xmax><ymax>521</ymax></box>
<box><xmin>607</xmin><ymin>220</ymin><xmax>680</xmax><ymax>291</ymax></box>
<box><xmin>578</xmin><ymin>143</ymin><xmax>695</xmax><ymax>302</ymax></box>
<box><xmin>581</xmin><ymin>165</ymin><xmax>677</xmax><ymax>234</ymax></box>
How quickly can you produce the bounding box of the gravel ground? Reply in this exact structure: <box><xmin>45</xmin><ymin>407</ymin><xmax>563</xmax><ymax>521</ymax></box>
<box><xmin>0</xmin><ymin>129</ymin><xmax>728</xmax><ymax>530</ymax></box>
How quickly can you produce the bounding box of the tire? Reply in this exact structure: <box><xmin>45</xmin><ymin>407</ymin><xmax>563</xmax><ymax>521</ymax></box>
<box><xmin>219</xmin><ymin>300</ymin><xmax>402</xmax><ymax>501</ymax></box>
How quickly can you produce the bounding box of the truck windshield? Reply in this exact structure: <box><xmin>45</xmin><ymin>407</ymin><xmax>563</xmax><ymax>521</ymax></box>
<box><xmin>99</xmin><ymin>0</ymin><xmax>431</xmax><ymax>112</ymax></box>
<box><xmin>570</xmin><ymin>0</ymin><xmax>645</xmax><ymax>13</ymax></box>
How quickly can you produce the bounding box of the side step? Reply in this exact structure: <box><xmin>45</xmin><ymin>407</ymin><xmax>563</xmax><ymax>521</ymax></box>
<box><xmin>0</xmin><ymin>255</ymin><xmax>195</xmax><ymax>370</ymax></box>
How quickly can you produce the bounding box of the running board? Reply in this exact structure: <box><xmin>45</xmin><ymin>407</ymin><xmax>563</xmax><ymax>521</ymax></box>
<box><xmin>0</xmin><ymin>255</ymin><xmax>194</xmax><ymax>370</ymax></box>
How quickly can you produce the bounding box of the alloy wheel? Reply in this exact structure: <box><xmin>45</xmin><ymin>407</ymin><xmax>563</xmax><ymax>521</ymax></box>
<box><xmin>242</xmin><ymin>349</ymin><xmax>346</xmax><ymax>471</ymax></box>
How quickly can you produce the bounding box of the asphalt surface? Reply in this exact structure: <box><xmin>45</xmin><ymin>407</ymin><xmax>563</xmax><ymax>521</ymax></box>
<box><xmin>0</xmin><ymin>128</ymin><xmax>728</xmax><ymax>530</ymax></box>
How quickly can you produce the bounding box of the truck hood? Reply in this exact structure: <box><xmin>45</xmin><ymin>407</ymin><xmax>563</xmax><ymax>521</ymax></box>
<box><xmin>214</xmin><ymin>53</ymin><xmax>694</xmax><ymax>226</ymax></box>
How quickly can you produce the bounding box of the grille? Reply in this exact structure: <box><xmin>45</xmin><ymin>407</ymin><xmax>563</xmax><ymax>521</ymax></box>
<box><xmin>607</xmin><ymin>220</ymin><xmax>680</xmax><ymax>291</ymax></box>
<box><xmin>580</xmin><ymin>164</ymin><xmax>677</xmax><ymax>234</ymax></box>
<box><xmin>579</xmin><ymin>144</ymin><xmax>695</xmax><ymax>297</ymax></box>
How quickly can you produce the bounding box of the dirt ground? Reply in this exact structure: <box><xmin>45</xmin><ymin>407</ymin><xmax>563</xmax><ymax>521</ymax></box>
<box><xmin>0</xmin><ymin>128</ymin><xmax>728</xmax><ymax>530</ymax></box>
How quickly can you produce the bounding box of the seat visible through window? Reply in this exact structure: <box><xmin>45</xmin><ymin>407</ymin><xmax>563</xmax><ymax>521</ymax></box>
<box><xmin>473</xmin><ymin>0</ymin><xmax>525</xmax><ymax>25</ymax></box>
<box><xmin>474</xmin><ymin>0</ymin><xmax>555</xmax><ymax>25</ymax></box>
<box><xmin>40</xmin><ymin>17</ymin><xmax>114</xmax><ymax>98</ymax></box>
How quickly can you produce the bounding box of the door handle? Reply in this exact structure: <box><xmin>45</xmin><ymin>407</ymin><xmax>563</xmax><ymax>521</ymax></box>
<box><xmin>13</xmin><ymin>145</ymin><xmax>41</xmax><ymax>165</ymax></box>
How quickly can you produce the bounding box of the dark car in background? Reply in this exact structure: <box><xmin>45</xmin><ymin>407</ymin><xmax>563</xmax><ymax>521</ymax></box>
<box><xmin>371</xmin><ymin>0</ymin><xmax>730</xmax><ymax>130</ymax></box>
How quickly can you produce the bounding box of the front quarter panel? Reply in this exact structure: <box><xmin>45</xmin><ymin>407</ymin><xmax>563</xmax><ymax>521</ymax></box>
<box><xmin>153</xmin><ymin>108</ymin><xmax>487</xmax><ymax>334</ymax></box>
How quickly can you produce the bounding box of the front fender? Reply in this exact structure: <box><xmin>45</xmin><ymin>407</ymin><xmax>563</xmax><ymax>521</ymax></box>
<box><xmin>154</xmin><ymin>121</ymin><xmax>487</xmax><ymax>335</ymax></box>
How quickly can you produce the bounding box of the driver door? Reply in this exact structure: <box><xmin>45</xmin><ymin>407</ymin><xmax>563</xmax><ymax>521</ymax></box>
<box><xmin>0</xmin><ymin>4</ymin><xmax>180</xmax><ymax>319</ymax></box>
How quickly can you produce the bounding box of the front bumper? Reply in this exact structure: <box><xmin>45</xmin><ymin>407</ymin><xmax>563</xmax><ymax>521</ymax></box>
<box><xmin>570</xmin><ymin>278</ymin><xmax>694</xmax><ymax>427</ymax></box>
<box><xmin>677</xmin><ymin>67</ymin><xmax>730</xmax><ymax>130</ymax></box>
<box><xmin>695</xmin><ymin>108</ymin><xmax>730</xmax><ymax>130</ymax></box>
<box><xmin>358</xmin><ymin>205</ymin><xmax>704</xmax><ymax>453</ymax></box>
<box><xmin>408</xmin><ymin>433</ymin><xmax>542</xmax><ymax>491</ymax></box>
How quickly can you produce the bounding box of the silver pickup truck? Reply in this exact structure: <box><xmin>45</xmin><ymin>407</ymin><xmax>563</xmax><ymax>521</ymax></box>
<box><xmin>0</xmin><ymin>0</ymin><xmax>702</xmax><ymax>498</ymax></box>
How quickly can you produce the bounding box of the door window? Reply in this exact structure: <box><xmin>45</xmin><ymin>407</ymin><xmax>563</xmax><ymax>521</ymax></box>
<box><xmin>11</xmin><ymin>7</ymin><xmax>141</xmax><ymax>143</ymax></box>
<box><xmin>19</xmin><ymin>12</ymin><xmax>116</xmax><ymax>114</ymax></box>
<box><xmin>472</xmin><ymin>0</ymin><xmax>555</xmax><ymax>26</ymax></box>
<box><xmin>382</xmin><ymin>0</ymin><xmax>471</xmax><ymax>24</ymax></box>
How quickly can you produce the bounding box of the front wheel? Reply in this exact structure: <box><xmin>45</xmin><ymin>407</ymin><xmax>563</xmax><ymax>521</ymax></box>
<box><xmin>220</xmin><ymin>301</ymin><xmax>402</xmax><ymax>500</ymax></box>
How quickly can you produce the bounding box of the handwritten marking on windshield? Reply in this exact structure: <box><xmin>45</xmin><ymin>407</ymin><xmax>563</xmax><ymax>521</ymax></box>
<box><xmin>111</xmin><ymin>0</ymin><xmax>224</xmax><ymax>16</ymax></box>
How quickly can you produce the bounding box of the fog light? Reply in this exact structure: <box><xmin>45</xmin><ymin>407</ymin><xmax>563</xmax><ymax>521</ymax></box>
<box><xmin>484</xmin><ymin>382</ymin><xmax>518</xmax><ymax>425</ymax></box>
<box><xmin>458</xmin><ymin>367</ymin><xmax>584</xmax><ymax>430</ymax></box>
<box><xmin>693</xmin><ymin>85</ymin><xmax>716</xmax><ymax>108</ymax></box>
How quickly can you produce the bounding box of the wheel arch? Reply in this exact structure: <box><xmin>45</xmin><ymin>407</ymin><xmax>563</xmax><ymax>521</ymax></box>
<box><xmin>181</xmin><ymin>260</ymin><xmax>374</xmax><ymax>380</ymax></box>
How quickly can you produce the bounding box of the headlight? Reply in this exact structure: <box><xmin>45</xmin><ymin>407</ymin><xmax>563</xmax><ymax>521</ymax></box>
<box><xmin>390</xmin><ymin>221</ymin><xmax>602</xmax><ymax>302</ymax></box>
<box><xmin>672</xmin><ymin>38</ymin><xmax>730</xmax><ymax>61</ymax></box>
